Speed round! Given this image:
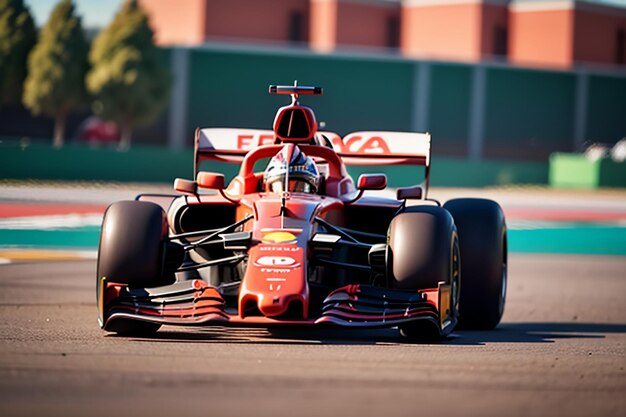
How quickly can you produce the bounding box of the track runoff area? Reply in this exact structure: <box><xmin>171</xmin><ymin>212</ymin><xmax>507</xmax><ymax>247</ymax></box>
<box><xmin>0</xmin><ymin>185</ymin><xmax>625</xmax><ymax>417</ymax></box>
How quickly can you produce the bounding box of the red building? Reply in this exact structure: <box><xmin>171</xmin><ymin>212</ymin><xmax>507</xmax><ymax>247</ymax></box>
<box><xmin>510</xmin><ymin>0</ymin><xmax>626</xmax><ymax>68</ymax></box>
<box><xmin>310</xmin><ymin>0</ymin><xmax>400</xmax><ymax>52</ymax></box>
<box><xmin>139</xmin><ymin>0</ymin><xmax>626</xmax><ymax>68</ymax></box>
<box><xmin>401</xmin><ymin>0</ymin><xmax>509</xmax><ymax>61</ymax></box>
<box><xmin>140</xmin><ymin>0</ymin><xmax>309</xmax><ymax>46</ymax></box>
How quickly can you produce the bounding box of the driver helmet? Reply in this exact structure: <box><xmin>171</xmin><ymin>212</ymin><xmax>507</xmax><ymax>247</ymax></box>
<box><xmin>263</xmin><ymin>145</ymin><xmax>320</xmax><ymax>194</ymax></box>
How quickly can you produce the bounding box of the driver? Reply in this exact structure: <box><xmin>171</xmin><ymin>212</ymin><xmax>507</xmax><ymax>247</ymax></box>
<box><xmin>263</xmin><ymin>145</ymin><xmax>320</xmax><ymax>194</ymax></box>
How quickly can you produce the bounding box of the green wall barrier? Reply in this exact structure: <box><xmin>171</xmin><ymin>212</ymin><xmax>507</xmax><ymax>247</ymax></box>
<box><xmin>1</xmin><ymin>141</ymin><xmax>548</xmax><ymax>187</ymax></box>
<box><xmin>483</xmin><ymin>67</ymin><xmax>576</xmax><ymax>160</ymax></box>
<box><xmin>186</xmin><ymin>48</ymin><xmax>415</xmax><ymax>143</ymax></box>
<box><xmin>3</xmin><ymin>46</ymin><xmax>625</xmax><ymax>164</ymax></box>
<box><xmin>586</xmin><ymin>75</ymin><xmax>626</xmax><ymax>143</ymax></box>
<box><xmin>427</xmin><ymin>63</ymin><xmax>472</xmax><ymax>156</ymax></box>
<box><xmin>348</xmin><ymin>156</ymin><xmax>548</xmax><ymax>188</ymax></box>
<box><xmin>177</xmin><ymin>46</ymin><xmax>626</xmax><ymax>162</ymax></box>
<box><xmin>0</xmin><ymin>141</ymin><xmax>193</xmax><ymax>182</ymax></box>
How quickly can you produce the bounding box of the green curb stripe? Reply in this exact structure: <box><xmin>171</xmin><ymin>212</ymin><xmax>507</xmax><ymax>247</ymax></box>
<box><xmin>509</xmin><ymin>227</ymin><xmax>626</xmax><ymax>256</ymax></box>
<box><xmin>0</xmin><ymin>225</ymin><xmax>624</xmax><ymax>256</ymax></box>
<box><xmin>0</xmin><ymin>227</ymin><xmax>100</xmax><ymax>248</ymax></box>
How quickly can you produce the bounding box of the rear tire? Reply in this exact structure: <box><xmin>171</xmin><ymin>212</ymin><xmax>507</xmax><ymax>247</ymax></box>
<box><xmin>97</xmin><ymin>200</ymin><xmax>175</xmax><ymax>335</ymax></box>
<box><xmin>387</xmin><ymin>206</ymin><xmax>460</xmax><ymax>339</ymax></box>
<box><xmin>443</xmin><ymin>198</ymin><xmax>507</xmax><ymax>330</ymax></box>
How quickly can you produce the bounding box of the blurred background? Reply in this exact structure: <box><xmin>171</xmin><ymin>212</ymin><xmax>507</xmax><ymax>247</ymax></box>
<box><xmin>0</xmin><ymin>0</ymin><xmax>625</xmax><ymax>187</ymax></box>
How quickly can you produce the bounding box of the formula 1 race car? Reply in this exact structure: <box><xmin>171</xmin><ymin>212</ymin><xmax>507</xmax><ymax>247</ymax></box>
<box><xmin>97</xmin><ymin>83</ymin><xmax>507</xmax><ymax>339</ymax></box>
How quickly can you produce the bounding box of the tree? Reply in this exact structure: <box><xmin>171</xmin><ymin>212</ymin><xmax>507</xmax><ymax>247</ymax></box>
<box><xmin>0</xmin><ymin>0</ymin><xmax>36</xmax><ymax>107</ymax></box>
<box><xmin>87</xmin><ymin>0</ymin><xmax>170</xmax><ymax>149</ymax></box>
<box><xmin>23</xmin><ymin>0</ymin><xmax>89</xmax><ymax>147</ymax></box>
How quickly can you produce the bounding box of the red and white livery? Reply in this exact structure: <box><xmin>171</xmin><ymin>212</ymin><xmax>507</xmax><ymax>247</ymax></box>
<box><xmin>97</xmin><ymin>83</ymin><xmax>508</xmax><ymax>339</ymax></box>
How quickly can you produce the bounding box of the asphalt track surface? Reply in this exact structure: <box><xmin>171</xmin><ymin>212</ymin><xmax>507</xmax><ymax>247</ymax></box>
<box><xmin>0</xmin><ymin>254</ymin><xmax>624</xmax><ymax>417</ymax></box>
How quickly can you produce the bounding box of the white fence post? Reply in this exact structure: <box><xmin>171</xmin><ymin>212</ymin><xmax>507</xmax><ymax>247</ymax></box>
<box><xmin>468</xmin><ymin>64</ymin><xmax>486</xmax><ymax>161</ymax></box>
<box><xmin>573</xmin><ymin>68</ymin><xmax>589</xmax><ymax>152</ymax></box>
<box><xmin>168</xmin><ymin>47</ymin><xmax>190</xmax><ymax>150</ymax></box>
<box><xmin>412</xmin><ymin>61</ymin><xmax>431</xmax><ymax>133</ymax></box>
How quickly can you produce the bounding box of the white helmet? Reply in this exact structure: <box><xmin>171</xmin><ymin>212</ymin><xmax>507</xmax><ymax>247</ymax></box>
<box><xmin>263</xmin><ymin>145</ymin><xmax>320</xmax><ymax>193</ymax></box>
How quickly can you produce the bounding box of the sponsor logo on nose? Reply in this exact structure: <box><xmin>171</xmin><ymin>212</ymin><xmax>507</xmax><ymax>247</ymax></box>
<box><xmin>255</xmin><ymin>256</ymin><xmax>298</xmax><ymax>267</ymax></box>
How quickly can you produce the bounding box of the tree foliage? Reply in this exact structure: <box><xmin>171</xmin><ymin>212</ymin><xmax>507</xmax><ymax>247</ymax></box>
<box><xmin>0</xmin><ymin>0</ymin><xmax>36</xmax><ymax>107</ymax></box>
<box><xmin>23</xmin><ymin>0</ymin><xmax>89</xmax><ymax>146</ymax></box>
<box><xmin>87</xmin><ymin>0</ymin><xmax>170</xmax><ymax>148</ymax></box>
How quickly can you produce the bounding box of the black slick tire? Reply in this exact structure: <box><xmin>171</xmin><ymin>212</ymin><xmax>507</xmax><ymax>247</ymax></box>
<box><xmin>387</xmin><ymin>206</ymin><xmax>460</xmax><ymax>339</ymax></box>
<box><xmin>97</xmin><ymin>200</ymin><xmax>174</xmax><ymax>335</ymax></box>
<box><xmin>443</xmin><ymin>198</ymin><xmax>507</xmax><ymax>330</ymax></box>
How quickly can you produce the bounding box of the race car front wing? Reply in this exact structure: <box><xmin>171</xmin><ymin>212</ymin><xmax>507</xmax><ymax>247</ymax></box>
<box><xmin>98</xmin><ymin>277</ymin><xmax>454</xmax><ymax>336</ymax></box>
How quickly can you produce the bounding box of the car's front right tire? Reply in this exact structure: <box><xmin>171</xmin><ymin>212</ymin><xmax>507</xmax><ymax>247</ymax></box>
<box><xmin>443</xmin><ymin>198</ymin><xmax>507</xmax><ymax>330</ymax></box>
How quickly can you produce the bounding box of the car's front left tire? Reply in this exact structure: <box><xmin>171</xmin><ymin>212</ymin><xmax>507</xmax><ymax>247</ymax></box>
<box><xmin>386</xmin><ymin>206</ymin><xmax>460</xmax><ymax>339</ymax></box>
<box><xmin>97</xmin><ymin>200</ymin><xmax>176</xmax><ymax>335</ymax></box>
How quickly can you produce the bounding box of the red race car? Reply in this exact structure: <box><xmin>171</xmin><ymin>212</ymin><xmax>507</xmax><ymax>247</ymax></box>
<box><xmin>97</xmin><ymin>83</ymin><xmax>507</xmax><ymax>339</ymax></box>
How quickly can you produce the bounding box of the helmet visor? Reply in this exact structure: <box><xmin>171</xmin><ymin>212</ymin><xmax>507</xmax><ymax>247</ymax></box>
<box><xmin>268</xmin><ymin>178</ymin><xmax>315</xmax><ymax>193</ymax></box>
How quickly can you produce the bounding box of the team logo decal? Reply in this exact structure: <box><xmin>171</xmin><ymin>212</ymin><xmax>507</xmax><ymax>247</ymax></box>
<box><xmin>262</xmin><ymin>231</ymin><xmax>297</xmax><ymax>243</ymax></box>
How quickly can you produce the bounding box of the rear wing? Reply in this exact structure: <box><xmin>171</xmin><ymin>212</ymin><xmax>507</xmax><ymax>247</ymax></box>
<box><xmin>321</xmin><ymin>131</ymin><xmax>430</xmax><ymax>166</ymax></box>
<box><xmin>194</xmin><ymin>128</ymin><xmax>274</xmax><ymax>173</ymax></box>
<box><xmin>194</xmin><ymin>128</ymin><xmax>432</xmax><ymax>194</ymax></box>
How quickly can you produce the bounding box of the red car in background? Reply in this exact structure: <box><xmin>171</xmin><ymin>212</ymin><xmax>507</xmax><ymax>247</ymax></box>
<box><xmin>77</xmin><ymin>116</ymin><xmax>119</xmax><ymax>144</ymax></box>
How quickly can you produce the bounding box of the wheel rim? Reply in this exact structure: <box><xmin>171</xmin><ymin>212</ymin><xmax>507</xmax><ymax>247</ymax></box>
<box><xmin>498</xmin><ymin>229</ymin><xmax>508</xmax><ymax>317</ymax></box>
<box><xmin>451</xmin><ymin>233</ymin><xmax>461</xmax><ymax>317</ymax></box>
<box><xmin>499</xmin><ymin>259</ymin><xmax>507</xmax><ymax>311</ymax></box>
